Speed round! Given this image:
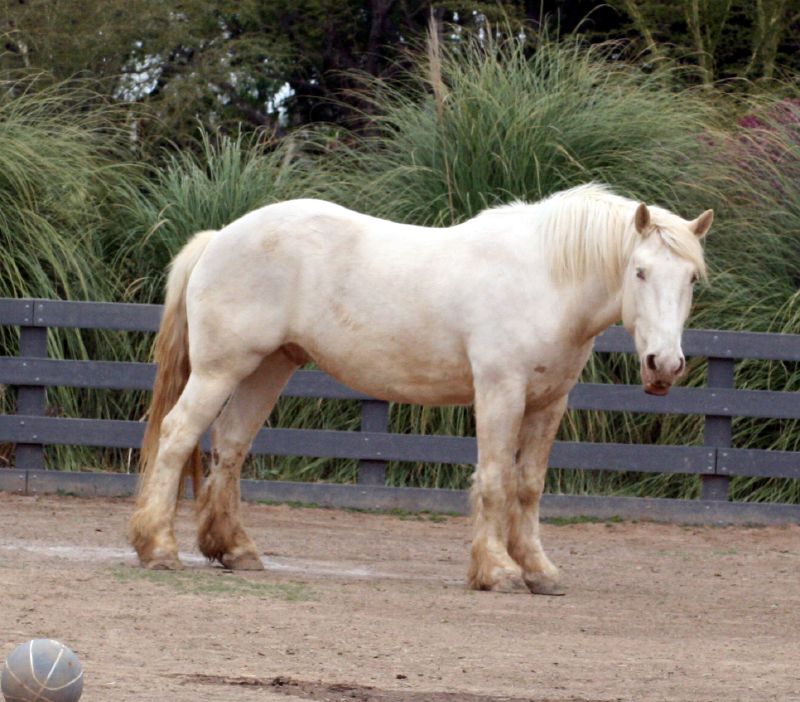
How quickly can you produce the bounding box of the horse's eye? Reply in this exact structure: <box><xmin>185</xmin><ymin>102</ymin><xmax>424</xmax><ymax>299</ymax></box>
<box><xmin>636</xmin><ymin>268</ymin><xmax>646</xmax><ymax>281</ymax></box>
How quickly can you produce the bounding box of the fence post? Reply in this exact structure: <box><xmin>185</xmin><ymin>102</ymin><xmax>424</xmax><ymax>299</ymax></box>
<box><xmin>358</xmin><ymin>400</ymin><xmax>390</xmax><ymax>485</ymax></box>
<box><xmin>701</xmin><ymin>357</ymin><xmax>734</xmax><ymax>501</ymax></box>
<box><xmin>16</xmin><ymin>303</ymin><xmax>48</xmax><ymax>471</ymax></box>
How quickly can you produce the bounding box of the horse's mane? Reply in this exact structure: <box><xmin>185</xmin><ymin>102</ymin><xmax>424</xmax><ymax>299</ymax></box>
<box><xmin>478</xmin><ymin>183</ymin><xmax>707</xmax><ymax>288</ymax></box>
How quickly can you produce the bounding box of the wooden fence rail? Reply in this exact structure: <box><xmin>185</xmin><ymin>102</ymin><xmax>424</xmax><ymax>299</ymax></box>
<box><xmin>1</xmin><ymin>298</ymin><xmax>799</xmax><ymax>524</ymax></box>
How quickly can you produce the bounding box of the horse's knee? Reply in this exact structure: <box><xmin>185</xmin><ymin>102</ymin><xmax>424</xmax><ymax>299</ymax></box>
<box><xmin>517</xmin><ymin>465</ymin><xmax>546</xmax><ymax>506</ymax></box>
<box><xmin>517</xmin><ymin>484</ymin><xmax>542</xmax><ymax>509</ymax></box>
<box><xmin>471</xmin><ymin>464</ymin><xmax>507</xmax><ymax>509</ymax></box>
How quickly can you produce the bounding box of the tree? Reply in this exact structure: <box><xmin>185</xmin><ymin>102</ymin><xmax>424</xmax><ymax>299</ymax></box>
<box><xmin>606</xmin><ymin>0</ymin><xmax>800</xmax><ymax>85</ymax></box>
<box><xmin>0</xmin><ymin>1</ymin><xmax>525</xmax><ymax>145</ymax></box>
<box><xmin>1</xmin><ymin>0</ymin><xmax>287</xmax><ymax>142</ymax></box>
<box><xmin>3</xmin><ymin>0</ymin><xmax>796</xmax><ymax>150</ymax></box>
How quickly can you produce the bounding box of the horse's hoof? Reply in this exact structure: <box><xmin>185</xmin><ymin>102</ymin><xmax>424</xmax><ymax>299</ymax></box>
<box><xmin>491</xmin><ymin>573</ymin><xmax>529</xmax><ymax>594</ymax></box>
<box><xmin>221</xmin><ymin>552</ymin><xmax>264</xmax><ymax>571</ymax></box>
<box><xmin>469</xmin><ymin>568</ymin><xmax>528</xmax><ymax>593</ymax></box>
<box><xmin>143</xmin><ymin>554</ymin><xmax>184</xmax><ymax>571</ymax></box>
<box><xmin>525</xmin><ymin>572</ymin><xmax>565</xmax><ymax>596</ymax></box>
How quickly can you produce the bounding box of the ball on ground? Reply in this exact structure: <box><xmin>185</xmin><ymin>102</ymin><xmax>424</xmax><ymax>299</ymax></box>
<box><xmin>1</xmin><ymin>639</ymin><xmax>83</xmax><ymax>702</ymax></box>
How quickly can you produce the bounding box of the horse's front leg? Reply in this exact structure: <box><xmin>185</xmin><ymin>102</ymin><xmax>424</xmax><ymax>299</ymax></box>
<box><xmin>467</xmin><ymin>377</ymin><xmax>528</xmax><ymax>593</ymax></box>
<box><xmin>507</xmin><ymin>395</ymin><xmax>568</xmax><ymax>595</ymax></box>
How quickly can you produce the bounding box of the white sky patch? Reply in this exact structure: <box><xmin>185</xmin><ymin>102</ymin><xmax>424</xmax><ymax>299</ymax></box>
<box><xmin>115</xmin><ymin>53</ymin><xmax>163</xmax><ymax>101</ymax></box>
<box><xmin>267</xmin><ymin>81</ymin><xmax>294</xmax><ymax>124</ymax></box>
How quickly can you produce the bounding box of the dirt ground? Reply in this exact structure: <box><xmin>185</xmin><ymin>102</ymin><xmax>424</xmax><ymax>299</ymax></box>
<box><xmin>0</xmin><ymin>493</ymin><xmax>798</xmax><ymax>702</ymax></box>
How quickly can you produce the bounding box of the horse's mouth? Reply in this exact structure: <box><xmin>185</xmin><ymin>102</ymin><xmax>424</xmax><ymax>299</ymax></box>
<box><xmin>644</xmin><ymin>381</ymin><xmax>671</xmax><ymax>396</ymax></box>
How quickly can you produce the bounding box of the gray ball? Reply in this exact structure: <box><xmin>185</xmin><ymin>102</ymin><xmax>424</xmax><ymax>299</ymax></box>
<box><xmin>1</xmin><ymin>639</ymin><xmax>83</xmax><ymax>702</ymax></box>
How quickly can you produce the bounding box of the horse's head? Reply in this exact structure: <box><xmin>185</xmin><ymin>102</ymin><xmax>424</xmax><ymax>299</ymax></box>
<box><xmin>621</xmin><ymin>203</ymin><xmax>713</xmax><ymax>395</ymax></box>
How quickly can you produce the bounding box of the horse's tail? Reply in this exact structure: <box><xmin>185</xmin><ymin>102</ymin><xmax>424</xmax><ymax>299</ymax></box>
<box><xmin>137</xmin><ymin>230</ymin><xmax>216</xmax><ymax>501</ymax></box>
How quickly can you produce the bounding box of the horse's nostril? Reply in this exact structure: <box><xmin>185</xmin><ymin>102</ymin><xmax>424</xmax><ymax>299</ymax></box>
<box><xmin>646</xmin><ymin>354</ymin><xmax>657</xmax><ymax>371</ymax></box>
<box><xmin>677</xmin><ymin>357</ymin><xmax>685</xmax><ymax>373</ymax></box>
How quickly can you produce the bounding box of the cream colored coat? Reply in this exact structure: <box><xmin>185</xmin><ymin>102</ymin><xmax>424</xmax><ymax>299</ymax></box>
<box><xmin>130</xmin><ymin>184</ymin><xmax>712</xmax><ymax>594</ymax></box>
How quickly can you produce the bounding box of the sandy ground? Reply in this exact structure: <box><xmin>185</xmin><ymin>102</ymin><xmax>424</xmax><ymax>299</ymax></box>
<box><xmin>0</xmin><ymin>492</ymin><xmax>798</xmax><ymax>702</ymax></box>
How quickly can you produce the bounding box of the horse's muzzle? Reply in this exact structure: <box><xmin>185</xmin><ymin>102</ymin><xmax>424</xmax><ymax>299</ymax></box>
<box><xmin>644</xmin><ymin>380</ymin><xmax>671</xmax><ymax>396</ymax></box>
<box><xmin>641</xmin><ymin>354</ymin><xmax>682</xmax><ymax>396</ymax></box>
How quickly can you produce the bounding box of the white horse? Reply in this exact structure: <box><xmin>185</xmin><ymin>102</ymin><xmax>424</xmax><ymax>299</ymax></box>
<box><xmin>130</xmin><ymin>183</ymin><xmax>712</xmax><ymax>594</ymax></box>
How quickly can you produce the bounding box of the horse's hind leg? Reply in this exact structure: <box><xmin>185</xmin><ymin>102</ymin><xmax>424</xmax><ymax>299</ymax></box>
<box><xmin>196</xmin><ymin>349</ymin><xmax>299</xmax><ymax>570</ymax></box>
<box><xmin>131</xmin><ymin>368</ymin><xmax>248</xmax><ymax>569</ymax></box>
<box><xmin>507</xmin><ymin>396</ymin><xmax>567</xmax><ymax>595</ymax></box>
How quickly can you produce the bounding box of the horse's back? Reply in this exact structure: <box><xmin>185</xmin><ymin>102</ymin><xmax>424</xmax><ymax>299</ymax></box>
<box><xmin>183</xmin><ymin>198</ymin><xmax>566</xmax><ymax>405</ymax></box>
<box><xmin>183</xmin><ymin>201</ymin><xmax>481</xmax><ymax>400</ymax></box>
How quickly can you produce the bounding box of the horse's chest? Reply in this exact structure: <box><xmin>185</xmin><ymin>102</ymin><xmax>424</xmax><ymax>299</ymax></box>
<box><xmin>523</xmin><ymin>344</ymin><xmax>592</xmax><ymax>407</ymax></box>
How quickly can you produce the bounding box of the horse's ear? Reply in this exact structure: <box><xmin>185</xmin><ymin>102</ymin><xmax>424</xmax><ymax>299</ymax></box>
<box><xmin>689</xmin><ymin>209</ymin><xmax>714</xmax><ymax>239</ymax></box>
<box><xmin>634</xmin><ymin>203</ymin><xmax>651</xmax><ymax>235</ymax></box>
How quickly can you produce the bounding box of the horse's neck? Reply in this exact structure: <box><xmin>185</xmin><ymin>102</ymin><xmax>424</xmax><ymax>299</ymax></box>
<box><xmin>570</xmin><ymin>200</ymin><xmax>633</xmax><ymax>341</ymax></box>
<box><xmin>565</xmin><ymin>273</ymin><xmax>624</xmax><ymax>343</ymax></box>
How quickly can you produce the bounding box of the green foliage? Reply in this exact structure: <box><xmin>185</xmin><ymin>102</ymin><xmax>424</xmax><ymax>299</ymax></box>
<box><xmin>0</xmin><ymin>0</ymin><xmax>289</xmax><ymax>142</ymax></box>
<box><xmin>0</xmin><ymin>83</ymin><xmax>144</xmax><ymax>469</ymax></box>
<box><xmin>693</xmin><ymin>97</ymin><xmax>800</xmax><ymax>502</ymax></box>
<box><xmin>0</xmin><ymin>0</ymin><xmax>526</xmax><ymax>143</ymax></box>
<box><xmin>109</xmin><ymin>129</ymin><xmax>313</xmax><ymax>303</ymax></box>
<box><xmin>606</xmin><ymin>0</ymin><xmax>800</xmax><ymax>84</ymax></box>
<box><xmin>2</xmin><ymin>0</ymin><xmax>798</xmax><ymax>150</ymax></box>
<box><xmin>0</xmin><ymin>83</ymin><xmax>127</xmax><ymax>301</ymax></box>
<box><xmin>315</xmin><ymin>33</ymin><xmax>724</xmax><ymax>222</ymax></box>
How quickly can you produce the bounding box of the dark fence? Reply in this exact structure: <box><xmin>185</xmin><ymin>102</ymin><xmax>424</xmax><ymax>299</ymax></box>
<box><xmin>1</xmin><ymin>298</ymin><xmax>799</xmax><ymax>524</ymax></box>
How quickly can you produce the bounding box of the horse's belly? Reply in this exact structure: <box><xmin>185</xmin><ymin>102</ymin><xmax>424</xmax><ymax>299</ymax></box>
<box><xmin>298</xmin><ymin>335</ymin><xmax>475</xmax><ymax>406</ymax></box>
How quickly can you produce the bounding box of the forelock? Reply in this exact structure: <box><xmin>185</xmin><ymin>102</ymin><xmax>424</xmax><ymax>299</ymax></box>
<box><xmin>649</xmin><ymin>210</ymin><xmax>707</xmax><ymax>280</ymax></box>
